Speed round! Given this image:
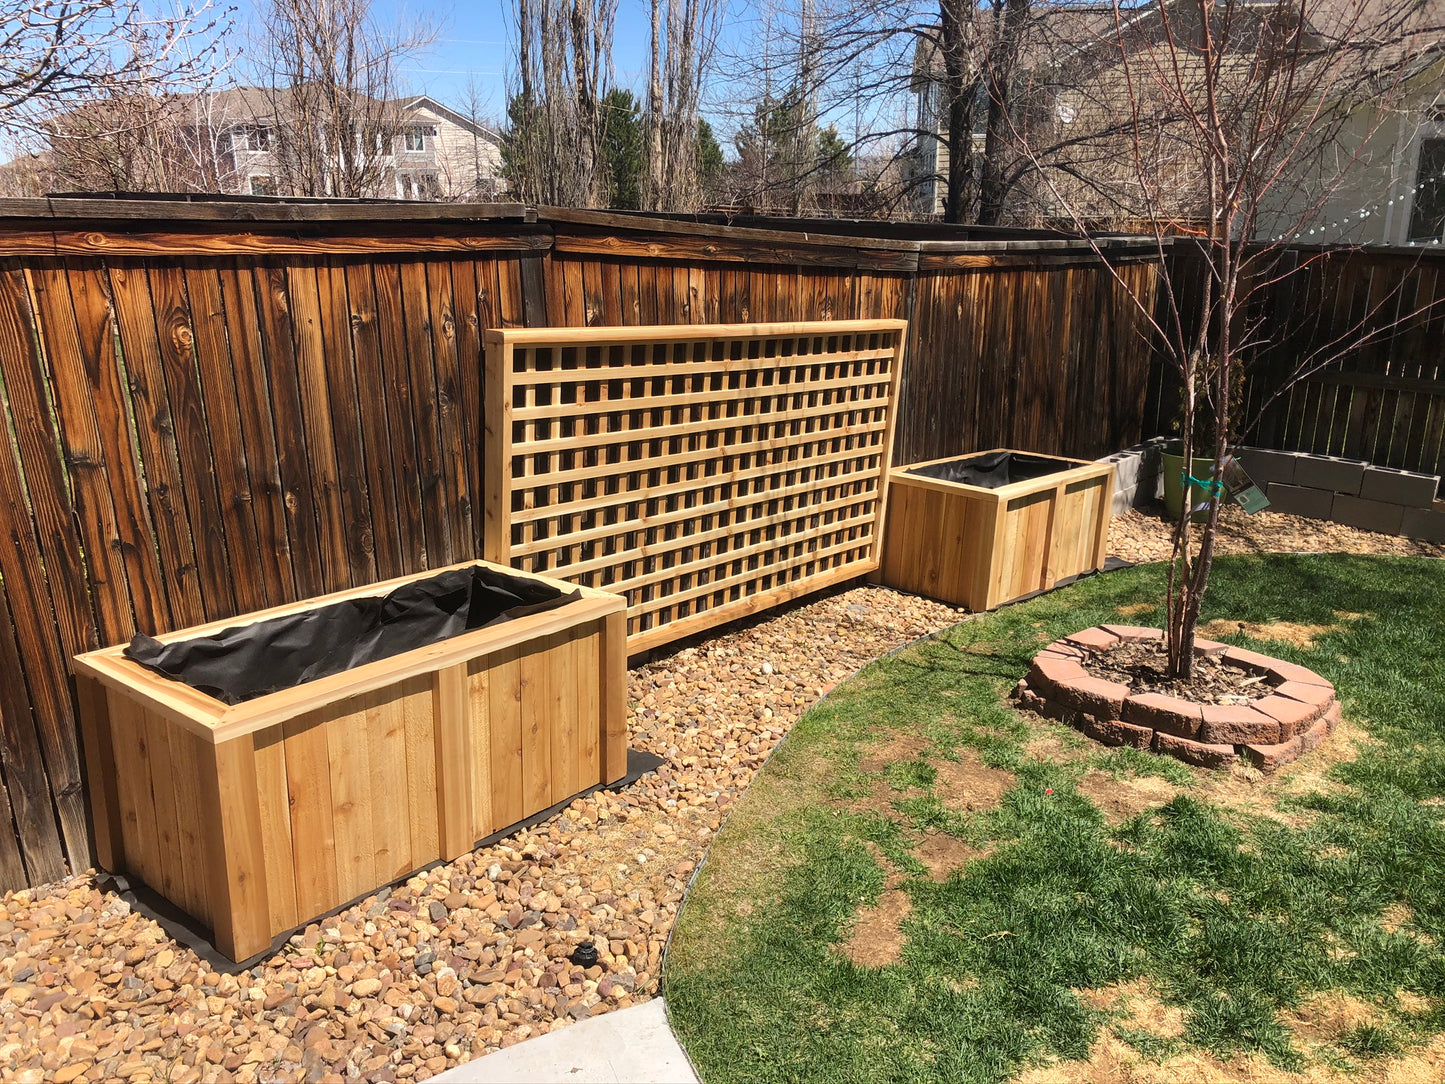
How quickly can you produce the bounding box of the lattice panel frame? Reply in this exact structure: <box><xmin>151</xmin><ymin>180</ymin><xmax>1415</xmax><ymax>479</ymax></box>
<box><xmin>483</xmin><ymin>320</ymin><xmax>908</xmax><ymax>654</ymax></box>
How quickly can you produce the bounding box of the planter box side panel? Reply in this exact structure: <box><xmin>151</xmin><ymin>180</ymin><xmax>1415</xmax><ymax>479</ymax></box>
<box><xmin>264</xmin><ymin>672</ymin><xmax>438</xmax><ymax>929</ymax></box>
<box><xmin>993</xmin><ymin>490</ymin><xmax>1055</xmax><ymax>609</ymax></box>
<box><xmin>105</xmin><ymin>689</ymin><xmax>217</xmax><ymax>931</ymax></box>
<box><xmin>1046</xmin><ymin>473</ymin><xmax>1113</xmax><ymax>585</ymax></box>
<box><xmin>879</xmin><ymin>479</ymin><xmax>995</xmax><ymax>609</ymax></box>
<box><xmin>468</xmin><ymin>618</ymin><xmax>610</xmax><ymax>842</ymax></box>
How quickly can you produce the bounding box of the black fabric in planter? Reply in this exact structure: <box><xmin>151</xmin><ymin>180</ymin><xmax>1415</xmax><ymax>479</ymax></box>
<box><xmin>906</xmin><ymin>451</ymin><xmax>1074</xmax><ymax>489</ymax></box>
<box><xmin>124</xmin><ymin>566</ymin><xmax>580</xmax><ymax>705</ymax></box>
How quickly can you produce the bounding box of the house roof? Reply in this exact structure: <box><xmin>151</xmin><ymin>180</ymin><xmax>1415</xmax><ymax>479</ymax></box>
<box><xmin>401</xmin><ymin>96</ymin><xmax>503</xmax><ymax>145</ymax></box>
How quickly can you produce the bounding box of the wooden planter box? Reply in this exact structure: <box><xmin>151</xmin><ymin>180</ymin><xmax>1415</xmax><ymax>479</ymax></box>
<box><xmin>879</xmin><ymin>449</ymin><xmax>1114</xmax><ymax>611</ymax></box>
<box><xmin>72</xmin><ymin>561</ymin><xmax>627</xmax><ymax>962</ymax></box>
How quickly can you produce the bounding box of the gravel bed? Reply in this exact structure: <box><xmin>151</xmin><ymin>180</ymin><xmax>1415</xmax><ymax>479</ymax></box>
<box><xmin>0</xmin><ymin>587</ymin><xmax>963</xmax><ymax>1084</ymax></box>
<box><xmin>1109</xmin><ymin>503</ymin><xmax>1445</xmax><ymax>564</ymax></box>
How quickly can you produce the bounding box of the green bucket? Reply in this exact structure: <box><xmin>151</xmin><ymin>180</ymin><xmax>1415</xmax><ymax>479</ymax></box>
<box><xmin>1160</xmin><ymin>449</ymin><xmax>1216</xmax><ymax>522</ymax></box>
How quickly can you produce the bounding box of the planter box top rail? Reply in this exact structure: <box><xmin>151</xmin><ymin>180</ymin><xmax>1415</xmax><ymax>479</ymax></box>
<box><xmin>72</xmin><ymin>560</ymin><xmax>622</xmax><ymax>745</ymax></box>
<box><xmin>896</xmin><ymin>449</ymin><xmax>1110</xmax><ymax>499</ymax></box>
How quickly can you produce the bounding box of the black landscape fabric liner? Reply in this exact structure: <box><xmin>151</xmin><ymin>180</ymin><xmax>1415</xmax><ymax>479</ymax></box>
<box><xmin>907</xmin><ymin>450</ymin><xmax>1075</xmax><ymax>489</ymax></box>
<box><xmin>124</xmin><ymin>565</ymin><xmax>580</xmax><ymax>705</ymax></box>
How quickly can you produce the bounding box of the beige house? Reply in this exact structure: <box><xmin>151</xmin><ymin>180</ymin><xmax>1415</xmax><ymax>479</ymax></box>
<box><xmin>209</xmin><ymin>88</ymin><xmax>504</xmax><ymax>201</ymax></box>
<box><xmin>908</xmin><ymin>1</ymin><xmax>1445</xmax><ymax>238</ymax></box>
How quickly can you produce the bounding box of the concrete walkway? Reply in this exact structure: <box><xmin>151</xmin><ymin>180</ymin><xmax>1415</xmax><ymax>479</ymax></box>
<box><xmin>427</xmin><ymin>998</ymin><xmax>700</xmax><ymax>1084</ymax></box>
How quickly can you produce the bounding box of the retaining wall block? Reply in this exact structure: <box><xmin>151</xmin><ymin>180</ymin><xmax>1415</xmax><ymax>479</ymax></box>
<box><xmin>1360</xmin><ymin>466</ymin><xmax>1440</xmax><ymax>508</ymax></box>
<box><xmin>1402</xmin><ymin>505</ymin><xmax>1445</xmax><ymax>543</ymax></box>
<box><xmin>1233</xmin><ymin>446</ymin><xmax>1298</xmax><ymax>487</ymax></box>
<box><xmin>1265</xmin><ymin>482</ymin><xmax>1335</xmax><ymax>520</ymax></box>
<box><xmin>1331</xmin><ymin>494</ymin><xmax>1406</xmax><ymax>536</ymax></box>
<box><xmin>1292</xmin><ymin>454</ymin><xmax>1367</xmax><ymax>495</ymax></box>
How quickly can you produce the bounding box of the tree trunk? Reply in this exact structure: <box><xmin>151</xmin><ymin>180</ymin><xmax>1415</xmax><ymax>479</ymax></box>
<box><xmin>977</xmin><ymin>0</ymin><xmax>1030</xmax><ymax>225</ymax></box>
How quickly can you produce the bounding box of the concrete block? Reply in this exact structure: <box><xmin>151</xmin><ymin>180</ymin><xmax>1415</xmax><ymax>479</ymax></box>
<box><xmin>1360</xmin><ymin>466</ymin><xmax>1440</xmax><ymax>508</ymax></box>
<box><xmin>1232</xmin><ymin>446</ymin><xmax>1298</xmax><ymax>487</ymax></box>
<box><xmin>1331</xmin><ymin>493</ymin><xmax>1406</xmax><ymax>536</ymax></box>
<box><xmin>1292</xmin><ymin>454</ymin><xmax>1367</xmax><ymax>495</ymax></box>
<box><xmin>1265</xmin><ymin>482</ymin><xmax>1334</xmax><ymax>520</ymax></box>
<box><xmin>1402</xmin><ymin>505</ymin><xmax>1445</xmax><ymax>543</ymax></box>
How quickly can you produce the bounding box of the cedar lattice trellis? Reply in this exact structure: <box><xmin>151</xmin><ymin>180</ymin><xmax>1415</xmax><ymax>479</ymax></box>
<box><xmin>483</xmin><ymin>321</ymin><xmax>908</xmax><ymax>652</ymax></box>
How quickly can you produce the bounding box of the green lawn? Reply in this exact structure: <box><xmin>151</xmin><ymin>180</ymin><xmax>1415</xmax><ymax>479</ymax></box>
<box><xmin>664</xmin><ymin>555</ymin><xmax>1445</xmax><ymax>1084</ymax></box>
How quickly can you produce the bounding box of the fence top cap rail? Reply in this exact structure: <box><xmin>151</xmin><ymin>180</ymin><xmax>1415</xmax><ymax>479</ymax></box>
<box><xmin>71</xmin><ymin>559</ymin><xmax>623</xmax><ymax>744</ymax></box>
<box><xmin>0</xmin><ymin>195</ymin><xmax>536</xmax><ymax>224</ymax></box>
<box><xmin>485</xmin><ymin>318</ymin><xmax>910</xmax><ymax>346</ymax></box>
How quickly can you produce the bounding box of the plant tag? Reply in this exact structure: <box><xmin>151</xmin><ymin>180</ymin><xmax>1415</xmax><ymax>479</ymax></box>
<box><xmin>1221</xmin><ymin>455</ymin><xmax>1270</xmax><ymax>514</ymax></box>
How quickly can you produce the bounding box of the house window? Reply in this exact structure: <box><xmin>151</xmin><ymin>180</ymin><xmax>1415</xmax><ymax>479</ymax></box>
<box><xmin>418</xmin><ymin>172</ymin><xmax>441</xmax><ymax>199</ymax></box>
<box><xmin>242</xmin><ymin>125</ymin><xmax>274</xmax><ymax>152</ymax></box>
<box><xmin>1408</xmin><ymin>138</ymin><xmax>1445</xmax><ymax>242</ymax></box>
<box><xmin>249</xmin><ymin>175</ymin><xmax>278</xmax><ymax>196</ymax></box>
<box><xmin>404</xmin><ymin>126</ymin><xmax>427</xmax><ymax>152</ymax></box>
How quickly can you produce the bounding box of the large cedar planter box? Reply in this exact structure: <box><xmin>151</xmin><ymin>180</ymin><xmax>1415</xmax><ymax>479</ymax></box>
<box><xmin>72</xmin><ymin>561</ymin><xmax>628</xmax><ymax>963</ymax></box>
<box><xmin>879</xmin><ymin>449</ymin><xmax>1114</xmax><ymax>611</ymax></box>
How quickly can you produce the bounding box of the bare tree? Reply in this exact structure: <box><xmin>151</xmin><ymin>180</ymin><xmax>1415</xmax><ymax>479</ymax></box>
<box><xmin>0</xmin><ymin>0</ymin><xmax>230</xmax><ymax>147</ymax></box>
<box><xmin>645</xmin><ymin>0</ymin><xmax>723</xmax><ymax>210</ymax></box>
<box><xmin>248</xmin><ymin>0</ymin><xmax>437</xmax><ymax>197</ymax></box>
<box><xmin>1016</xmin><ymin>0</ymin><xmax>1441</xmax><ymax>677</ymax></box>
<box><xmin>502</xmin><ymin>0</ymin><xmax>617</xmax><ymax>206</ymax></box>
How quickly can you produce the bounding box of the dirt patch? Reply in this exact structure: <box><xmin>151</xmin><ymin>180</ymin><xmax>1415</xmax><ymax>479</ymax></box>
<box><xmin>859</xmin><ymin>730</ymin><xmax>931</xmax><ymax>775</ymax></box>
<box><xmin>1282</xmin><ymin>990</ymin><xmax>1382</xmax><ymax>1043</ymax></box>
<box><xmin>933</xmin><ymin>749</ymin><xmax>1016</xmax><ymax>812</ymax></box>
<box><xmin>1117</xmin><ymin>602</ymin><xmax>1154</xmax><ymax>616</ymax></box>
<box><xmin>839</xmin><ymin>888</ymin><xmax>912</xmax><ymax>968</ymax></box>
<box><xmin>1075</xmin><ymin>978</ymin><xmax>1187</xmax><ymax>1039</ymax></box>
<box><xmin>1190</xmin><ymin>716</ymin><xmax>1370</xmax><ymax>829</ymax></box>
<box><xmin>1381</xmin><ymin>903</ymin><xmax>1414</xmax><ymax>935</ymax></box>
<box><xmin>1197</xmin><ymin>619</ymin><xmax>1344</xmax><ymax>650</ymax></box>
<box><xmin>913</xmin><ymin>832</ymin><xmax>992</xmax><ymax>881</ymax></box>
<box><xmin>1025</xmin><ymin>731</ymin><xmax>1088</xmax><ymax>764</ymax></box>
<box><xmin>1078</xmin><ymin>770</ymin><xmax>1181</xmax><ymax>825</ymax></box>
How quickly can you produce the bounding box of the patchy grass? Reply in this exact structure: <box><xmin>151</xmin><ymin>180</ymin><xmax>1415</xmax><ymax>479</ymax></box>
<box><xmin>664</xmin><ymin>555</ymin><xmax>1445</xmax><ymax>1084</ymax></box>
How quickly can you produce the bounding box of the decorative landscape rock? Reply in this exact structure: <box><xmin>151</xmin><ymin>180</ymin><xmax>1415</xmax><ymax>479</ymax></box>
<box><xmin>1014</xmin><ymin>626</ymin><xmax>1339</xmax><ymax>773</ymax></box>
<box><xmin>0</xmin><ymin>586</ymin><xmax>964</xmax><ymax>1083</ymax></box>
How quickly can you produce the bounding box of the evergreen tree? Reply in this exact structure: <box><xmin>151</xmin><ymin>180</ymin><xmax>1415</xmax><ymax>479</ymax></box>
<box><xmin>601</xmin><ymin>88</ymin><xmax>644</xmax><ymax>209</ymax></box>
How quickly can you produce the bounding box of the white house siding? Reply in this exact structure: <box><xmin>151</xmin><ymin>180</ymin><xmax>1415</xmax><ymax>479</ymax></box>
<box><xmin>1255</xmin><ymin>62</ymin><xmax>1445</xmax><ymax>246</ymax></box>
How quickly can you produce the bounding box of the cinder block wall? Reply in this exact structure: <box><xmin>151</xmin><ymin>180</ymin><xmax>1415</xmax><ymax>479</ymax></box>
<box><xmin>1099</xmin><ymin>442</ymin><xmax>1445</xmax><ymax>543</ymax></box>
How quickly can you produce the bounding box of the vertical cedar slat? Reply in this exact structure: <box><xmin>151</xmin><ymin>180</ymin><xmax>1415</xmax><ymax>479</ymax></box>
<box><xmin>317</xmin><ymin>260</ymin><xmax>377</xmax><ymax>587</ymax></box>
<box><xmin>450</xmin><ymin>258</ymin><xmax>486</xmax><ymax>554</ymax></box>
<box><xmin>399</xmin><ymin>260</ymin><xmax>453</xmax><ymax>566</ymax></box>
<box><xmin>252</xmin><ymin>727</ymin><xmax>299</xmax><ymax>933</ymax></box>
<box><xmin>342</xmin><ymin>260</ymin><xmax>405</xmax><ymax>580</ymax></box>
<box><xmin>201</xmin><ymin>735</ymin><xmax>271</xmax><ymax>962</ymax></box>
<box><xmin>434</xmin><ymin>663</ymin><xmax>473</xmax><ymax>859</ymax></box>
<box><xmin>65</xmin><ymin>264</ymin><xmax>170</xmax><ymax>633</ymax></box>
<box><xmin>181</xmin><ymin>261</ymin><xmax>269</xmax><ymax>616</ymax></box>
<box><xmin>283</xmin><ymin>714</ymin><xmax>338</xmax><ymax>921</ymax></box>
<box><xmin>148</xmin><ymin>263</ymin><xmax>238</xmax><ymax>621</ymax></box>
<box><xmin>285</xmin><ymin>263</ymin><xmax>353</xmax><ymax>592</ymax></box>
<box><xmin>488</xmin><ymin>645</ymin><xmax>524</xmax><ymax>829</ymax></box>
<box><xmin>218</xmin><ymin>261</ymin><xmax>296</xmax><ymax>607</ymax></box>
<box><xmin>252</xmin><ymin>263</ymin><xmax>327</xmax><ymax>601</ymax></box>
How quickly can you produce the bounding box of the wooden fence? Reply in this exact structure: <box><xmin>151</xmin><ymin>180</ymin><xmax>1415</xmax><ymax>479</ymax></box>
<box><xmin>0</xmin><ymin>197</ymin><xmax>1162</xmax><ymax>890</ymax></box>
<box><xmin>1146</xmin><ymin>244</ymin><xmax>1445</xmax><ymax>490</ymax></box>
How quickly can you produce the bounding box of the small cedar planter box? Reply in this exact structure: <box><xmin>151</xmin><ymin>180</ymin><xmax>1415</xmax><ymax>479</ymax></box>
<box><xmin>72</xmin><ymin>561</ymin><xmax>627</xmax><ymax>963</ymax></box>
<box><xmin>879</xmin><ymin>449</ymin><xmax>1114</xmax><ymax>611</ymax></box>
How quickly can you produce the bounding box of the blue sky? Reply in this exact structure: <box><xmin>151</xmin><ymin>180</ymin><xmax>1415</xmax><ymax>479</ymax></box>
<box><xmin>383</xmin><ymin>0</ymin><xmax>671</xmax><ymax>124</ymax></box>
